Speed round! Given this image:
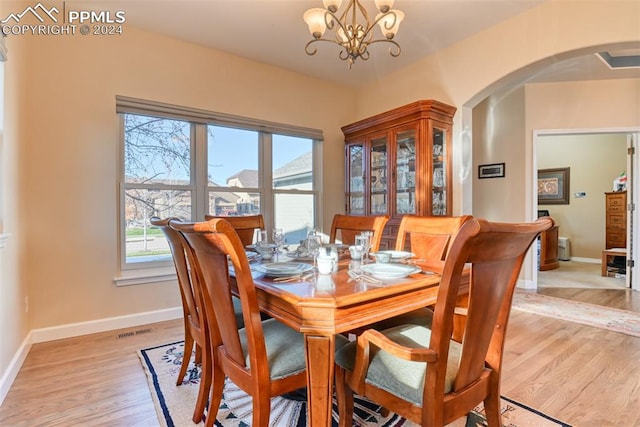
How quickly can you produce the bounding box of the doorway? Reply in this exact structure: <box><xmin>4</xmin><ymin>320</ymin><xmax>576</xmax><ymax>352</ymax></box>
<box><xmin>532</xmin><ymin>130</ymin><xmax>640</xmax><ymax>291</ymax></box>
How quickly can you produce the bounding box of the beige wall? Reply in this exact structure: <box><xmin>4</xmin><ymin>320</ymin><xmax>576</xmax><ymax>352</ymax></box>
<box><xmin>355</xmin><ymin>0</ymin><xmax>640</xmax><ymax>215</ymax></box>
<box><xmin>471</xmin><ymin>78</ymin><xmax>637</xmax><ymax>263</ymax></box>
<box><xmin>0</xmin><ymin>25</ymin><xmax>28</xmax><ymax>390</ymax></box>
<box><xmin>472</xmin><ymin>87</ymin><xmax>527</xmax><ymax>222</ymax></box>
<box><xmin>2</xmin><ymin>0</ymin><xmax>640</xmax><ymax>397</ymax></box>
<box><xmin>18</xmin><ymin>27</ymin><xmax>356</xmax><ymax>329</ymax></box>
<box><xmin>0</xmin><ymin>22</ymin><xmax>357</xmax><ymax>382</ymax></box>
<box><xmin>537</xmin><ymin>134</ymin><xmax>627</xmax><ymax>259</ymax></box>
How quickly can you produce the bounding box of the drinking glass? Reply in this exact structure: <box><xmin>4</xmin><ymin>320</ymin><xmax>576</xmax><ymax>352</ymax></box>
<box><xmin>273</xmin><ymin>228</ymin><xmax>285</xmax><ymax>253</ymax></box>
<box><xmin>359</xmin><ymin>231</ymin><xmax>373</xmax><ymax>264</ymax></box>
<box><xmin>355</xmin><ymin>234</ymin><xmax>368</xmax><ymax>266</ymax></box>
<box><xmin>256</xmin><ymin>229</ymin><xmax>272</xmax><ymax>260</ymax></box>
<box><xmin>256</xmin><ymin>229</ymin><xmax>268</xmax><ymax>246</ymax></box>
<box><xmin>305</xmin><ymin>232</ymin><xmax>322</xmax><ymax>272</ymax></box>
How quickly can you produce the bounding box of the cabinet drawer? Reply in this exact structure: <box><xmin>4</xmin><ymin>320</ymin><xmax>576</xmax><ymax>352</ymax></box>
<box><xmin>607</xmin><ymin>213</ymin><xmax>626</xmax><ymax>228</ymax></box>
<box><xmin>607</xmin><ymin>230</ymin><xmax>626</xmax><ymax>247</ymax></box>
<box><xmin>607</xmin><ymin>204</ymin><xmax>626</xmax><ymax>213</ymax></box>
<box><xmin>607</xmin><ymin>195</ymin><xmax>626</xmax><ymax>211</ymax></box>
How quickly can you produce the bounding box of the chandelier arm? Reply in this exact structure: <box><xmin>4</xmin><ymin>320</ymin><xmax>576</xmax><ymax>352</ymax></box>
<box><xmin>361</xmin><ymin>6</ymin><xmax>400</xmax><ymax>46</ymax></box>
<box><xmin>305</xmin><ymin>38</ymin><xmax>348</xmax><ymax>56</ymax></box>
<box><xmin>366</xmin><ymin>39</ymin><xmax>402</xmax><ymax>57</ymax></box>
<box><xmin>353</xmin><ymin>0</ymin><xmax>370</xmax><ymax>28</ymax></box>
<box><xmin>338</xmin><ymin>49</ymin><xmax>351</xmax><ymax>61</ymax></box>
<box><xmin>359</xmin><ymin>9</ymin><xmax>399</xmax><ymax>43</ymax></box>
<box><xmin>323</xmin><ymin>9</ymin><xmax>338</xmax><ymax>32</ymax></box>
<box><xmin>379</xmin><ymin>10</ymin><xmax>400</xmax><ymax>32</ymax></box>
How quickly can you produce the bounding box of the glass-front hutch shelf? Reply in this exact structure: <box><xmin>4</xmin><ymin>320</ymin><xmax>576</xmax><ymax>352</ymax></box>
<box><xmin>343</xmin><ymin>100</ymin><xmax>456</xmax><ymax>248</ymax></box>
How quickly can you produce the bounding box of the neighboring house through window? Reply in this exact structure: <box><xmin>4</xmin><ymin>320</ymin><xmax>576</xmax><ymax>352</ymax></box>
<box><xmin>115</xmin><ymin>96</ymin><xmax>322</xmax><ymax>284</ymax></box>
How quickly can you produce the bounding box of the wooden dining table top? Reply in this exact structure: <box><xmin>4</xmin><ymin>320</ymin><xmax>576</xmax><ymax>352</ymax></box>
<box><xmin>248</xmin><ymin>255</ymin><xmax>447</xmax><ymax>335</ymax></box>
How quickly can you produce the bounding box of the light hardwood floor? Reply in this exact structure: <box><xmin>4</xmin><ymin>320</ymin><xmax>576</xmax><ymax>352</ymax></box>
<box><xmin>1</xmin><ymin>287</ymin><xmax>639</xmax><ymax>427</ymax></box>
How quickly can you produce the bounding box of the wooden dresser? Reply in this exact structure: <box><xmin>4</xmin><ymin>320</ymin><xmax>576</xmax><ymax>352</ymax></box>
<box><xmin>605</xmin><ymin>191</ymin><xmax>626</xmax><ymax>249</ymax></box>
<box><xmin>539</xmin><ymin>225</ymin><xmax>559</xmax><ymax>271</ymax></box>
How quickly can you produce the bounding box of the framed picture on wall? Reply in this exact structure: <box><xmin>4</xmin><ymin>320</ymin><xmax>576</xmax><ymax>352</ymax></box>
<box><xmin>478</xmin><ymin>163</ymin><xmax>505</xmax><ymax>179</ymax></box>
<box><xmin>538</xmin><ymin>167</ymin><xmax>570</xmax><ymax>205</ymax></box>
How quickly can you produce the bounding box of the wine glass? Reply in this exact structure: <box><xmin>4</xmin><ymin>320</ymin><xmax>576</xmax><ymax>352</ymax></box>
<box><xmin>305</xmin><ymin>232</ymin><xmax>322</xmax><ymax>273</ymax></box>
<box><xmin>359</xmin><ymin>231</ymin><xmax>373</xmax><ymax>264</ymax></box>
<box><xmin>256</xmin><ymin>229</ymin><xmax>268</xmax><ymax>246</ymax></box>
<box><xmin>273</xmin><ymin>228</ymin><xmax>285</xmax><ymax>256</ymax></box>
<box><xmin>355</xmin><ymin>234</ymin><xmax>368</xmax><ymax>266</ymax></box>
<box><xmin>255</xmin><ymin>229</ymin><xmax>273</xmax><ymax>260</ymax></box>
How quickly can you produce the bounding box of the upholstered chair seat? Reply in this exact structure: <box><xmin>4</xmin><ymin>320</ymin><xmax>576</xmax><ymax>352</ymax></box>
<box><xmin>336</xmin><ymin>323</ymin><xmax>461</xmax><ymax>405</ymax></box>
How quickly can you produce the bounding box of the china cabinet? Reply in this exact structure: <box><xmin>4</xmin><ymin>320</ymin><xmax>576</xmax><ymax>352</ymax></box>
<box><xmin>342</xmin><ymin>100</ymin><xmax>456</xmax><ymax>249</ymax></box>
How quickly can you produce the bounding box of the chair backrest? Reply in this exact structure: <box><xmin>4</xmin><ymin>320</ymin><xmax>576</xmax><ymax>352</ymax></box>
<box><xmin>394</xmin><ymin>215</ymin><xmax>473</xmax><ymax>272</ymax></box>
<box><xmin>425</xmin><ymin>216</ymin><xmax>554</xmax><ymax>419</ymax></box>
<box><xmin>170</xmin><ymin>218</ymin><xmax>269</xmax><ymax>380</ymax></box>
<box><xmin>329</xmin><ymin>214</ymin><xmax>390</xmax><ymax>251</ymax></box>
<box><xmin>204</xmin><ymin>214</ymin><xmax>265</xmax><ymax>247</ymax></box>
<box><xmin>149</xmin><ymin>217</ymin><xmax>203</xmax><ymax>333</ymax></box>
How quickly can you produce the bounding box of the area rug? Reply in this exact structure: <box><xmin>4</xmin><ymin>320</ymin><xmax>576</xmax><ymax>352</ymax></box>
<box><xmin>512</xmin><ymin>291</ymin><xmax>640</xmax><ymax>337</ymax></box>
<box><xmin>139</xmin><ymin>341</ymin><xmax>571</xmax><ymax>427</ymax></box>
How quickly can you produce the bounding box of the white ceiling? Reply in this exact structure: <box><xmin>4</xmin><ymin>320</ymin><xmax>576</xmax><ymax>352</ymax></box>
<box><xmin>68</xmin><ymin>0</ymin><xmax>640</xmax><ymax>88</ymax></box>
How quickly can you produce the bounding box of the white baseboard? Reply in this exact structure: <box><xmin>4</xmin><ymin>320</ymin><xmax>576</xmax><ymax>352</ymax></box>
<box><xmin>0</xmin><ymin>332</ymin><xmax>32</xmax><ymax>407</ymax></box>
<box><xmin>29</xmin><ymin>306</ymin><xmax>182</xmax><ymax>343</ymax></box>
<box><xmin>517</xmin><ymin>279</ymin><xmax>536</xmax><ymax>290</ymax></box>
<box><xmin>568</xmin><ymin>257</ymin><xmax>600</xmax><ymax>264</ymax></box>
<box><xmin>0</xmin><ymin>306</ymin><xmax>182</xmax><ymax>406</ymax></box>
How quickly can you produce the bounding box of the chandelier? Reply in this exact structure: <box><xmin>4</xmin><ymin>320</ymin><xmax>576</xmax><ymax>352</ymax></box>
<box><xmin>303</xmin><ymin>0</ymin><xmax>404</xmax><ymax>68</ymax></box>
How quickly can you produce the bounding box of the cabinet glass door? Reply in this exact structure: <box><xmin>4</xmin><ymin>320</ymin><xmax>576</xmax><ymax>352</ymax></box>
<box><xmin>369</xmin><ymin>136</ymin><xmax>387</xmax><ymax>214</ymax></box>
<box><xmin>347</xmin><ymin>144</ymin><xmax>364</xmax><ymax>214</ymax></box>
<box><xmin>431</xmin><ymin>127</ymin><xmax>447</xmax><ymax>215</ymax></box>
<box><xmin>395</xmin><ymin>129</ymin><xmax>416</xmax><ymax>215</ymax></box>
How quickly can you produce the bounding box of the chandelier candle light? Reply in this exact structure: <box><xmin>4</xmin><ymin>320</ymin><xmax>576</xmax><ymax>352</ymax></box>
<box><xmin>303</xmin><ymin>0</ymin><xmax>404</xmax><ymax>68</ymax></box>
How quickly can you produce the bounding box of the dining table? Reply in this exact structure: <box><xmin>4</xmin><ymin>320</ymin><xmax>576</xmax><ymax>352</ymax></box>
<box><xmin>246</xmin><ymin>251</ymin><xmax>470</xmax><ymax>427</ymax></box>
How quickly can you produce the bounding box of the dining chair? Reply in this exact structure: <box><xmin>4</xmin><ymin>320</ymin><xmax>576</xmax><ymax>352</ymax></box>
<box><xmin>149</xmin><ymin>216</ymin><xmax>211</xmax><ymax>423</ymax></box>
<box><xmin>335</xmin><ymin>216</ymin><xmax>554</xmax><ymax>427</ymax></box>
<box><xmin>360</xmin><ymin>215</ymin><xmax>474</xmax><ymax>332</ymax></box>
<box><xmin>204</xmin><ymin>214</ymin><xmax>265</xmax><ymax>247</ymax></box>
<box><xmin>171</xmin><ymin>218</ymin><xmax>349</xmax><ymax>427</ymax></box>
<box><xmin>329</xmin><ymin>214</ymin><xmax>390</xmax><ymax>251</ymax></box>
<box><xmin>395</xmin><ymin>214</ymin><xmax>474</xmax><ymax>273</ymax></box>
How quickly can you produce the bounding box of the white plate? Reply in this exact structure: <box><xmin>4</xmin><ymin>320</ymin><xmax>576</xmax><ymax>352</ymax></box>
<box><xmin>246</xmin><ymin>244</ymin><xmax>277</xmax><ymax>250</ymax></box>
<box><xmin>373</xmin><ymin>250</ymin><xmax>415</xmax><ymax>260</ymax></box>
<box><xmin>285</xmin><ymin>252</ymin><xmax>315</xmax><ymax>261</ymax></box>
<box><xmin>323</xmin><ymin>243</ymin><xmax>348</xmax><ymax>250</ymax></box>
<box><xmin>360</xmin><ymin>263</ymin><xmax>421</xmax><ymax>279</ymax></box>
<box><xmin>253</xmin><ymin>262</ymin><xmax>313</xmax><ymax>278</ymax></box>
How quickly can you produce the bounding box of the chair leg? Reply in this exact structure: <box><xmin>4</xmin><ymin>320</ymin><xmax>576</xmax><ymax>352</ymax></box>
<box><xmin>205</xmin><ymin>361</ymin><xmax>225</xmax><ymax>427</ymax></box>
<box><xmin>177</xmin><ymin>334</ymin><xmax>195</xmax><ymax>386</ymax></box>
<box><xmin>192</xmin><ymin>346</ymin><xmax>211</xmax><ymax>423</ymax></box>
<box><xmin>335</xmin><ymin>366</ymin><xmax>354</xmax><ymax>427</ymax></box>
<box><xmin>483</xmin><ymin>392</ymin><xmax>503</xmax><ymax>427</ymax></box>
<box><xmin>252</xmin><ymin>390</ymin><xmax>272</xmax><ymax>427</ymax></box>
<box><xmin>195</xmin><ymin>341</ymin><xmax>202</xmax><ymax>365</ymax></box>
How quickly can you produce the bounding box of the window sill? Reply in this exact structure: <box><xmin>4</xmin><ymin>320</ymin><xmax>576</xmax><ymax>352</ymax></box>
<box><xmin>113</xmin><ymin>267</ymin><xmax>176</xmax><ymax>287</ymax></box>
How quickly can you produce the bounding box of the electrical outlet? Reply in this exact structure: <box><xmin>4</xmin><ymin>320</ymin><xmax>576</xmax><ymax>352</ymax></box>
<box><xmin>24</xmin><ymin>296</ymin><xmax>29</xmax><ymax>313</ymax></box>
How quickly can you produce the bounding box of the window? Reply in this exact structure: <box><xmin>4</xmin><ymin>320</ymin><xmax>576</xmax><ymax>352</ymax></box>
<box><xmin>116</xmin><ymin>97</ymin><xmax>322</xmax><ymax>278</ymax></box>
<box><xmin>273</xmin><ymin>134</ymin><xmax>318</xmax><ymax>248</ymax></box>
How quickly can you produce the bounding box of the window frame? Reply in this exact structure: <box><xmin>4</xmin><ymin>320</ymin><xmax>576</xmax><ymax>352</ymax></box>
<box><xmin>115</xmin><ymin>96</ymin><xmax>323</xmax><ymax>284</ymax></box>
